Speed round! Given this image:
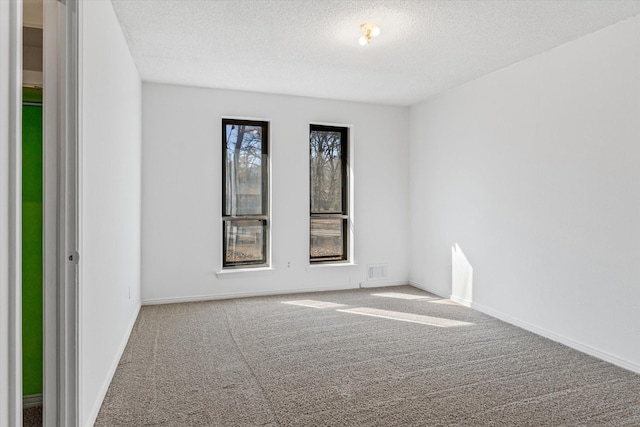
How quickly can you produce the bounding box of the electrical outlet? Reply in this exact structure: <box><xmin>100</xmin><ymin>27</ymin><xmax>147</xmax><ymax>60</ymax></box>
<box><xmin>287</xmin><ymin>261</ymin><xmax>291</xmax><ymax>269</ymax></box>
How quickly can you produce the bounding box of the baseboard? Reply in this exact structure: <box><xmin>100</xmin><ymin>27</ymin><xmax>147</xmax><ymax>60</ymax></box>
<box><xmin>142</xmin><ymin>281</ymin><xmax>408</xmax><ymax>306</ymax></box>
<box><xmin>84</xmin><ymin>302</ymin><xmax>141</xmax><ymax>427</ymax></box>
<box><xmin>449</xmin><ymin>295</ymin><xmax>472</xmax><ymax>307</ymax></box>
<box><xmin>408</xmin><ymin>280</ymin><xmax>449</xmax><ymax>299</ymax></box>
<box><xmin>408</xmin><ymin>280</ymin><xmax>640</xmax><ymax>375</ymax></box>
<box><xmin>456</xmin><ymin>298</ymin><xmax>640</xmax><ymax>375</ymax></box>
<box><xmin>23</xmin><ymin>393</ymin><xmax>42</xmax><ymax>408</ymax></box>
<box><xmin>359</xmin><ymin>280</ymin><xmax>409</xmax><ymax>289</ymax></box>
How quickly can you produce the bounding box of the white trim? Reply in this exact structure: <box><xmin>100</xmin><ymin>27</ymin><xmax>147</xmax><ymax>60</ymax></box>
<box><xmin>23</xmin><ymin>393</ymin><xmax>43</xmax><ymax>409</ymax></box>
<box><xmin>408</xmin><ymin>280</ymin><xmax>640</xmax><ymax>374</ymax></box>
<box><xmin>43</xmin><ymin>0</ymin><xmax>60</xmax><ymax>424</ymax></box>
<box><xmin>458</xmin><ymin>298</ymin><xmax>640</xmax><ymax>375</ymax></box>
<box><xmin>142</xmin><ymin>281</ymin><xmax>407</xmax><ymax>306</ymax></box>
<box><xmin>359</xmin><ymin>280</ymin><xmax>409</xmax><ymax>289</ymax></box>
<box><xmin>409</xmin><ymin>281</ymin><xmax>640</xmax><ymax>374</ymax></box>
<box><xmin>221</xmin><ymin>115</ymin><xmax>272</xmax><ymax>123</ymax></box>
<box><xmin>83</xmin><ymin>304</ymin><xmax>140</xmax><ymax>427</ymax></box>
<box><xmin>408</xmin><ymin>280</ymin><xmax>449</xmax><ymax>298</ymax></box>
<box><xmin>309</xmin><ymin>121</ymin><xmax>355</xmax><ymax>129</ymax></box>
<box><xmin>143</xmin><ymin>286</ymin><xmax>355</xmax><ymax>305</ymax></box>
<box><xmin>0</xmin><ymin>0</ymin><xmax>22</xmax><ymax>425</ymax></box>
<box><xmin>450</xmin><ymin>295</ymin><xmax>472</xmax><ymax>307</ymax></box>
<box><xmin>347</xmin><ymin>126</ymin><xmax>355</xmax><ymax>263</ymax></box>
<box><xmin>76</xmin><ymin>1</ymin><xmax>84</xmax><ymax>423</ymax></box>
<box><xmin>42</xmin><ymin>0</ymin><xmax>81</xmax><ymax>424</ymax></box>
<box><xmin>306</xmin><ymin>262</ymin><xmax>358</xmax><ymax>270</ymax></box>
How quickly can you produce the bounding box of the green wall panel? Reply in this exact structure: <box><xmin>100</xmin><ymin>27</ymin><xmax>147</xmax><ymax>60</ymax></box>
<box><xmin>22</xmin><ymin>88</ymin><xmax>43</xmax><ymax>396</ymax></box>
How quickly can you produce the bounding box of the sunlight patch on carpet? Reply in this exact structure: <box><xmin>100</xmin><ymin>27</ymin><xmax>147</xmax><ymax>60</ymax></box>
<box><xmin>337</xmin><ymin>307</ymin><xmax>474</xmax><ymax>327</ymax></box>
<box><xmin>371</xmin><ymin>292</ymin><xmax>436</xmax><ymax>300</ymax></box>
<box><xmin>282</xmin><ymin>300</ymin><xmax>347</xmax><ymax>309</ymax></box>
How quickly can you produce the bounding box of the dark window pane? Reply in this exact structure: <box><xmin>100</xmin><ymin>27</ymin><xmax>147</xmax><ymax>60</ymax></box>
<box><xmin>310</xmin><ymin>129</ymin><xmax>343</xmax><ymax>213</ymax></box>
<box><xmin>310</xmin><ymin>218</ymin><xmax>345</xmax><ymax>261</ymax></box>
<box><xmin>224</xmin><ymin>124</ymin><xmax>264</xmax><ymax>216</ymax></box>
<box><xmin>224</xmin><ymin>220</ymin><xmax>265</xmax><ymax>266</ymax></box>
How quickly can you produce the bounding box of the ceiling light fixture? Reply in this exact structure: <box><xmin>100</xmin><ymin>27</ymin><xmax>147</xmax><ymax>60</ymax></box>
<box><xmin>358</xmin><ymin>23</ymin><xmax>380</xmax><ymax>46</ymax></box>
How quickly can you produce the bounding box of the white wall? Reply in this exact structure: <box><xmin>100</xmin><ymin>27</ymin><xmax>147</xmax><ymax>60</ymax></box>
<box><xmin>142</xmin><ymin>83</ymin><xmax>409</xmax><ymax>303</ymax></box>
<box><xmin>80</xmin><ymin>1</ymin><xmax>141</xmax><ymax>425</ymax></box>
<box><xmin>409</xmin><ymin>15</ymin><xmax>640</xmax><ymax>372</ymax></box>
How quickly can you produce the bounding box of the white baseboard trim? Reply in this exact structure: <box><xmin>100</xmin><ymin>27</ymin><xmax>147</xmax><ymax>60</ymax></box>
<box><xmin>359</xmin><ymin>280</ymin><xmax>409</xmax><ymax>289</ymax></box>
<box><xmin>23</xmin><ymin>393</ymin><xmax>43</xmax><ymax>408</ymax></box>
<box><xmin>407</xmin><ymin>280</ymin><xmax>640</xmax><ymax>375</ymax></box>
<box><xmin>84</xmin><ymin>302</ymin><xmax>141</xmax><ymax>427</ymax></box>
<box><xmin>408</xmin><ymin>280</ymin><xmax>449</xmax><ymax>299</ymax></box>
<box><xmin>453</xmin><ymin>297</ymin><xmax>640</xmax><ymax>375</ymax></box>
<box><xmin>142</xmin><ymin>281</ymin><xmax>409</xmax><ymax>306</ymax></box>
<box><xmin>450</xmin><ymin>295</ymin><xmax>472</xmax><ymax>307</ymax></box>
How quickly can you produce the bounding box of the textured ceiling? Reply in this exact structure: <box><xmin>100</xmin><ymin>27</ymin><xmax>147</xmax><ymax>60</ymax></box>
<box><xmin>111</xmin><ymin>0</ymin><xmax>640</xmax><ymax>106</ymax></box>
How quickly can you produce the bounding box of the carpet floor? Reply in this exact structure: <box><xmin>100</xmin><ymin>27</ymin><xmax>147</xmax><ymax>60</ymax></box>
<box><xmin>95</xmin><ymin>285</ymin><xmax>640</xmax><ymax>426</ymax></box>
<box><xmin>23</xmin><ymin>405</ymin><xmax>42</xmax><ymax>427</ymax></box>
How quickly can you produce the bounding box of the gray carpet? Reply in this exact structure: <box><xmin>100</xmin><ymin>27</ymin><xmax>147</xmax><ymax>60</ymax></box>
<box><xmin>23</xmin><ymin>405</ymin><xmax>42</xmax><ymax>427</ymax></box>
<box><xmin>95</xmin><ymin>285</ymin><xmax>640</xmax><ymax>426</ymax></box>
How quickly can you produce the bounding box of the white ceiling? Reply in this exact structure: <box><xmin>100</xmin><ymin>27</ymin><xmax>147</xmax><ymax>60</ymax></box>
<box><xmin>111</xmin><ymin>0</ymin><xmax>640</xmax><ymax>106</ymax></box>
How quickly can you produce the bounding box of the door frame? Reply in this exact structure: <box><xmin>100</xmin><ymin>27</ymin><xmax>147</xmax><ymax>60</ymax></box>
<box><xmin>43</xmin><ymin>0</ymin><xmax>80</xmax><ymax>425</ymax></box>
<box><xmin>1</xmin><ymin>0</ymin><xmax>80</xmax><ymax>424</ymax></box>
<box><xmin>1</xmin><ymin>0</ymin><xmax>81</xmax><ymax>423</ymax></box>
<box><xmin>1</xmin><ymin>0</ymin><xmax>23</xmax><ymax>425</ymax></box>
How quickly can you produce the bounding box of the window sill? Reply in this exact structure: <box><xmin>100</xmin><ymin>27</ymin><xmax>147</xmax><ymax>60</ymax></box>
<box><xmin>216</xmin><ymin>267</ymin><xmax>275</xmax><ymax>279</ymax></box>
<box><xmin>306</xmin><ymin>262</ymin><xmax>357</xmax><ymax>270</ymax></box>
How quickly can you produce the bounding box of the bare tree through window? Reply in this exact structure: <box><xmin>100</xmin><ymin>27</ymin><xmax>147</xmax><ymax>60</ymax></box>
<box><xmin>310</xmin><ymin>130</ymin><xmax>343</xmax><ymax>213</ymax></box>
<box><xmin>310</xmin><ymin>125</ymin><xmax>348</xmax><ymax>262</ymax></box>
<box><xmin>222</xmin><ymin>119</ymin><xmax>269</xmax><ymax>267</ymax></box>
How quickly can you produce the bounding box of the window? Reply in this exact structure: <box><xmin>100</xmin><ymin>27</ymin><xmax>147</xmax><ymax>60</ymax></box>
<box><xmin>309</xmin><ymin>124</ymin><xmax>349</xmax><ymax>263</ymax></box>
<box><xmin>222</xmin><ymin>119</ymin><xmax>269</xmax><ymax>268</ymax></box>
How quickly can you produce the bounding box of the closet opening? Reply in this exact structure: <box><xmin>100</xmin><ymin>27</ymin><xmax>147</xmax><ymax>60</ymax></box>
<box><xmin>23</xmin><ymin>2</ymin><xmax>43</xmax><ymax>424</ymax></box>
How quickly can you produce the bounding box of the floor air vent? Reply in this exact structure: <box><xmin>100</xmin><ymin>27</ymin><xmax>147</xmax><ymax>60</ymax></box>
<box><xmin>367</xmin><ymin>263</ymin><xmax>388</xmax><ymax>281</ymax></box>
